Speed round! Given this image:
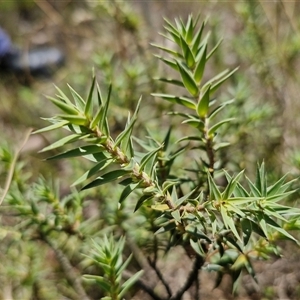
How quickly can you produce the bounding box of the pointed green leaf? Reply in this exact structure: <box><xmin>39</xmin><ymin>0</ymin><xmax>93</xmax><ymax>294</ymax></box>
<box><xmin>256</xmin><ymin>162</ymin><xmax>267</xmax><ymax>196</ymax></box>
<box><xmin>180</xmin><ymin>35</ymin><xmax>195</xmax><ymax>68</ymax></box>
<box><xmin>206</xmin><ymin>38</ymin><xmax>223</xmax><ymax>61</ymax></box>
<box><xmin>72</xmin><ymin>157</ymin><xmax>112</xmax><ymax>186</ymax></box>
<box><xmin>46</xmin><ymin>145</ymin><xmax>104</xmax><ymax>160</ymax></box>
<box><xmin>54</xmin><ymin>86</ymin><xmax>74</xmax><ymax>105</ymax></box>
<box><xmin>154</xmin><ymin>54</ymin><xmax>178</xmax><ymax>71</ymax></box>
<box><xmin>151</xmin><ymin>93</ymin><xmax>196</xmax><ymax>109</ymax></box>
<box><xmin>192</xmin><ymin>21</ymin><xmax>205</xmax><ymax>54</ymax></box>
<box><xmin>208</xmin><ymin>99</ymin><xmax>235</xmax><ymax>120</ymax></box>
<box><xmin>182</xmin><ymin>118</ymin><xmax>204</xmax><ymax>130</ymax></box>
<box><xmin>47</xmin><ymin>96</ymin><xmax>79</xmax><ymax>115</ymax></box>
<box><xmin>150</xmin><ymin>43</ymin><xmax>183</xmax><ymax>58</ymax></box>
<box><xmin>155</xmin><ymin>77</ymin><xmax>185</xmax><ymax>88</ymax></box>
<box><xmin>134</xmin><ymin>195</ymin><xmax>153</xmax><ymax>211</ymax></box>
<box><xmin>119</xmin><ymin>182</ymin><xmax>140</xmax><ymax>203</ymax></box>
<box><xmin>100</xmin><ymin>84</ymin><xmax>112</xmax><ymax>136</ymax></box>
<box><xmin>208</xmin><ymin>118</ymin><xmax>234</xmax><ymax>136</ymax></box>
<box><xmin>83</xmin><ymin>275</ymin><xmax>111</xmax><ymax>292</ymax></box>
<box><xmin>196</xmin><ymin>84</ymin><xmax>210</xmax><ymax>117</ymax></box>
<box><xmin>32</xmin><ymin>120</ymin><xmax>69</xmax><ymax>134</ymax></box>
<box><xmin>39</xmin><ymin>134</ymin><xmax>81</xmax><ymax>153</ymax></box>
<box><xmin>194</xmin><ymin>44</ymin><xmax>207</xmax><ymax>83</ymax></box>
<box><xmin>56</xmin><ymin>114</ymin><xmax>87</xmax><ymax>125</ymax></box>
<box><xmin>246</xmin><ymin>176</ymin><xmax>261</xmax><ymax>197</ymax></box>
<box><xmin>67</xmin><ymin>84</ymin><xmax>85</xmax><ymax>111</ymax></box>
<box><xmin>220</xmin><ymin>205</ymin><xmax>242</xmax><ymax>243</ymax></box>
<box><xmin>267</xmin><ymin>174</ymin><xmax>289</xmax><ymax>196</ymax></box>
<box><xmin>208</xmin><ymin>172</ymin><xmax>222</xmax><ymax>200</ymax></box>
<box><xmin>185</xmin><ymin>15</ymin><xmax>194</xmax><ymax>44</ymax></box>
<box><xmin>241</xmin><ymin>218</ymin><xmax>252</xmax><ymax>245</ymax></box>
<box><xmin>119</xmin><ymin>270</ymin><xmax>144</xmax><ymax>298</ymax></box>
<box><xmin>210</xmin><ymin>67</ymin><xmax>239</xmax><ymax>95</ymax></box>
<box><xmin>84</xmin><ymin>76</ymin><xmax>96</xmax><ymax>117</ymax></box>
<box><xmin>176</xmin><ymin>61</ymin><xmax>199</xmax><ymax>97</ymax></box>
<box><xmin>82</xmin><ymin>169</ymin><xmax>130</xmax><ymax>190</ymax></box>
<box><xmin>223</xmin><ymin>170</ymin><xmax>244</xmax><ymax>200</ymax></box>
<box><xmin>115</xmin><ymin>97</ymin><xmax>141</xmax><ymax>147</ymax></box>
<box><xmin>190</xmin><ymin>239</ymin><xmax>206</xmax><ymax>256</ymax></box>
<box><xmin>139</xmin><ymin>145</ymin><xmax>162</xmax><ymax>172</ymax></box>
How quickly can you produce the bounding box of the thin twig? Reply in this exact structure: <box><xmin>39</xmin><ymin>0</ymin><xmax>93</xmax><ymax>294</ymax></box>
<box><xmin>148</xmin><ymin>257</ymin><xmax>172</xmax><ymax>298</ymax></box>
<box><xmin>0</xmin><ymin>128</ymin><xmax>33</xmax><ymax>205</ymax></box>
<box><xmin>43</xmin><ymin>237</ymin><xmax>90</xmax><ymax>300</ymax></box>
<box><xmin>122</xmin><ymin>270</ymin><xmax>163</xmax><ymax>300</ymax></box>
<box><xmin>170</xmin><ymin>255</ymin><xmax>203</xmax><ymax>300</ymax></box>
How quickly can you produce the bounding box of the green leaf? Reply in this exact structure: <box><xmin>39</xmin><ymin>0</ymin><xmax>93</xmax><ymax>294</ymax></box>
<box><xmin>208</xmin><ymin>172</ymin><xmax>222</xmax><ymax>200</ymax></box>
<box><xmin>190</xmin><ymin>239</ymin><xmax>206</xmax><ymax>256</ymax></box>
<box><xmin>155</xmin><ymin>77</ymin><xmax>185</xmax><ymax>88</ymax></box>
<box><xmin>39</xmin><ymin>134</ymin><xmax>82</xmax><ymax>153</ymax></box>
<box><xmin>134</xmin><ymin>195</ymin><xmax>153</xmax><ymax>211</ymax></box>
<box><xmin>196</xmin><ymin>84</ymin><xmax>210</xmax><ymax>117</ymax></box>
<box><xmin>83</xmin><ymin>275</ymin><xmax>111</xmax><ymax>292</ymax></box>
<box><xmin>115</xmin><ymin>97</ymin><xmax>141</xmax><ymax>147</ymax></box>
<box><xmin>266</xmin><ymin>174</ymin><xmax>289</xmax><ymax>196</ymax></box>
<box><xmin>72</xmin><ymin>157</ymin><xmax>111</xmax><ymax>186</ymax></box>
<box><xmin>32</xmin><ymin>120</ymin><xmax>69</xmax><ymax>134</ymax></box>
<box><xmin>84</xmin><ymin>76</ymin><xmax>96</xmax><ymax>117</ymax></box>
<box><xmin>119</xmin><ymin>270</ymin><xmax>144</xmax><ymax>298</ymax></box>
<box><xmin>56</xmin><ymin>114</ymin><xmax>87</xmax><ymax>125</ymax></box>
<box><xmin>202</xmin><ymin>69</ymin><xmax>230</xmax><ymax>90</ymax></box>
<box><xmin>185</xmin><ymin>14</ymin><xmax>194</xmax><ymax>44</ymax></box>
<box><xmin>241</xmin><ymin>218</ymin><xmax>252</xmax><ymax>245</ymax></box>
<box><xmin>54</xmin><ymin>86</ymin><xmax>74</xmax><ymax>105</ymax></box>
<box><xmin>176</xmin><ymin>61</ymin><xmax>199</xmax><ymax>97</ymax></box>
<box><xmin>210</xmin><ymin>67</ymin><xmax>239</xmax><ymax>95</ymax></box>
<box><xmin>220</xmin><ymin>205</ymin><xmax>242</xmax><ymax>243</ymax></box>
<box><xmin>246</xmin><ymin>176</ymin><xmax>261</xmax><ymax>197</ymax></box>
<box><xmin>119</xmin><ymin>182</ymin><xmax>140</xmax><ymax>203</ymax></box>
<box><xmin>208</xmin><ymin>99</ymin><xmax>234</xmax><ymax>120</ymax></box>
<box><xmin>208</xmin><ymin>118</ymin><xmax>234</xmax><ymax>136</ymax></box>
<box><xmin>151</xmin><ymin>93</ymin><xmax>196</xmax><ymax>109</ymax></box>
<box><xmin>182</xmin><ymin>118</ymin><xmax>204</xmax><ymax>130</ymax></box>
<box><xmin>180</xmin><ymin>35</ymin><xmax>195</xmax><ymax>68</ymax></box>
<box><xmin>47</xmin><ymin>96</ymin><xmax>79</xmax><ymax>115</ymax></box>
<box><xmin>192</xmin><ymin>21</ymin><xmax>205</xmax><ymax>54</ymax></box>
<box><xmin>206</xmin><ymin>38</ymin><xmax>223</xmax><ymax>61</ymax></box>
<box><xmin>194</xmin><ymin>44</ymin><xmax>207</xmax><ymax>83</ymax></box>
<box><xmin>95</xmin><ymin>82</ymin><xmax>103</xmax><ymax>106</ymax></box>
<box><xmin>222</xmin><ymin>170</ymin><xmax>244</xmax><ymax>200</ymax></box>
<box><xmin>150</xmin><ymin>43</ymin><xmax>183</xmax><ymax>58</ymax></box>
<box><xmin>100</xmin><ymin>84</ymin><xmax>112</xmax><ymax>136</ymax></box>
<box><xmin>67</xmin><ymin>84</ymin><xmax>85</xmax><ymax>111</ymax></box>
<box><xmin>154</xmin><ymin>55</ymin><xmax>178</xmax><ymax>71</ymax></box>
<box><xmin>82</xmin><ymin>169</ymin><xmax>130</xmax><ymax>190</ymax></box>
<box><xmin>46</xmin><ymin>145</ymin><xmax>104</xmax><ymax>160</ymax></box>
<box><xmin>139</xmin><ymin>145</ymin><xmax>162</xmax><ymax>172</ymax></box>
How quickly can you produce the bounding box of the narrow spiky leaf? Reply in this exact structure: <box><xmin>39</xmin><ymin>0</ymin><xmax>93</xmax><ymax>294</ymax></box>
<box><xmin>67</xmin><ymin>84</ymin><xmax>85</xmax><ymax>111</ymax></box>
<box><xmin>196</xmin><ymin>84</ymin><xmax>210</xmax><ymax>117</ymax></box>
<box><xmin>47</xmin><ymin>96</ymin><xmax>79</xmax><ymax>115</ymax></box>
<box><xmin>180</xmin><ymin>35</ymin><xmax>195</xmax><ymax>68</ymax></box>
<box><xmin>151</xmin><ymin>93</ymin><xmax>196</xmax><ymax>109</ymax></box>
<box><xmin>82</xmin><ymin>169</ymin><xmax>130</xmax><ymax>190</ymax></box>
<box><xmin>194</xmin><ymin>44</ymin><xmax>207</xmax><ymax>83</ymax></box>
<box><xmin>176</xmin><ymin>61</ymin><xmax>199</xmax><ymax>97</ymax></box>
<box><xmin>84</xmin><ymin>76</ymin><xmax>96</xmax><ymax>117</ymax></box>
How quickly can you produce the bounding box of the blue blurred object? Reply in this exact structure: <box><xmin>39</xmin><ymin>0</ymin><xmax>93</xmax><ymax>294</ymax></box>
<box><xmin>0</xmin><ymin>27</ymin><xmax>65</xmax><ymax>77</ymax></box>
<box><xmin>0</xmin><ymin>28</ymin><xmax>12</xmax><ymax>58</ymax></box>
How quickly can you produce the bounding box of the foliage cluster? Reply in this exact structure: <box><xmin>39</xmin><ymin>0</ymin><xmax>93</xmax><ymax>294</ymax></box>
<box><xmin>1</xmin><ymin>2</ymin><xmax>300</xmax><ymax>300</ymax></box>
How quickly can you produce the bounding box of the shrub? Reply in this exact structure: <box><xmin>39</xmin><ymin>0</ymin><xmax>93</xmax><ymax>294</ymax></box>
<box><xmin>1</xmin><ymin>13</ymin><xmax>300</xmax><ymax>300</ymax></box>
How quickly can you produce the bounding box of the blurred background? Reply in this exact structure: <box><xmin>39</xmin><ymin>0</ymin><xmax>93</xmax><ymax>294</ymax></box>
<box><xmin>1</xmin><ymin>0</ymin><xmax>300</xmax><ymax>299</ymax></box>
